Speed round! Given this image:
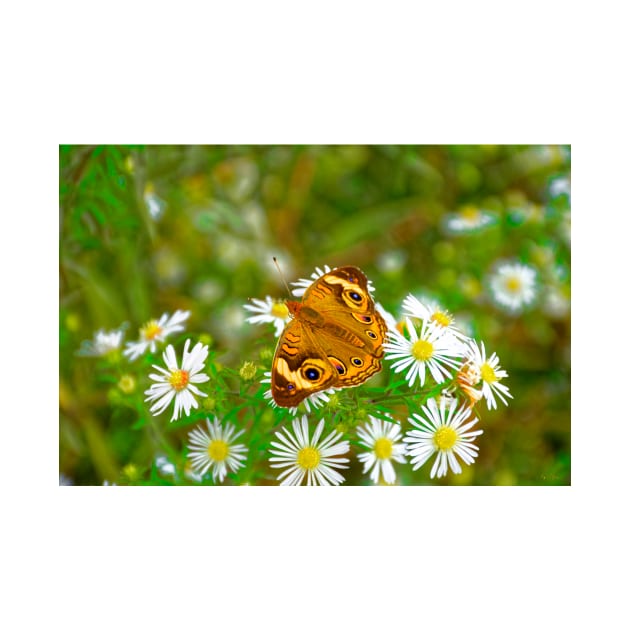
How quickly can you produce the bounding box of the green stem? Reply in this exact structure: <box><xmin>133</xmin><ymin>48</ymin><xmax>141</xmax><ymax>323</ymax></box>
<box><xmin>140</xmin><ymin>401</ymin><xmax>181</xmax><ymax>464</ymax></box>
<box><xmin>364</xmin><ymin>379</ymin><xmax>457</xmax><ymax>407</ymax></box>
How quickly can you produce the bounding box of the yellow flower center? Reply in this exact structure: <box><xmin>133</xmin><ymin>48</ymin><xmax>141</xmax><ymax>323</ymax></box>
<box><xmin>460</xmin><ymin>206</ymin><xmax>480</xmax><ymax>221</ymax></box>
<box><xmin>373</xmin><ymin>437</ymin><xmax>393</xmax><ymax>460</ymax></box>
<box><xmin>271</xmin><ymin>302</ymin><xmax>290</xmax><ymax>319</ymax></box>
<box><xmin>297</xmin><ymin>446</ymin><xmax>321</xmax><ymax>470</ymax></box>
<box><xmin>505</xmin><ymin>277</ymin><xmax>522</xmax><ymax>294</ymax></box>
<box><xmin>207</xmin><ymin>439</ymin><xmax>229</xmax><ymax>462</ymax></box>
<box><xmin>430</xmin><ymin>311</ymin><xmax>452</xmax><ymax>327</ymax></box>
<box><xmin>434</xmin><ymin>426</ymin><xmax>458</xmax><ymax>451</ymax></box>
<box><xmin>168</xmin><ymin>369</ymin><xmax>190</xmax><ymax>391</ymax></box>
<box><xmin>480</xmin><ymin>362</ymin><xmax>497</xmax><ymax>384</ymax></box>
<box><xmin>412</xmin><ymin>339</ymin><xmax>434</xmax><ymax>361</ymax></box>
<box><xmin>141</xmin><ymin>319</ymin><xmax>162</xmax><ymax>340</ymax></box>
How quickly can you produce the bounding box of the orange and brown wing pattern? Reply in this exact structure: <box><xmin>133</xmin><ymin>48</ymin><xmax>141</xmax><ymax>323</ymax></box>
<box><xmin>271</xmin><ymin>266</ymin><xmax>386</xmax><ymax>408</ymax></box>
<box><xmin>271</xmin><ymin>319</ymin><xmax>338</xmax><ymax>407</ymax></box>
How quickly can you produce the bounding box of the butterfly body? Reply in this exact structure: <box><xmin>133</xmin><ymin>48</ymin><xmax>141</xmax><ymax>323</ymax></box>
<box><xmin>271</xmin><ymin>266</ymin><xmax>386</xmax><ymax>407</ymax></box>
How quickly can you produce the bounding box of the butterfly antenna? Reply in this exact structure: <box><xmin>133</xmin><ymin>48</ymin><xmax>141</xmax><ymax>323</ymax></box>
<box><xmin>273</xmin><ymin>256</ymin><xmax>293</xmax><ymax>298</ymax></box>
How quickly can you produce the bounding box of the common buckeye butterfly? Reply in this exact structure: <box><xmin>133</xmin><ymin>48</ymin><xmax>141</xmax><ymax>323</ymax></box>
<box><xmin>271</xmin><ymin>266</ymin><xmax>387</xmax><ymax>407</ymax></box>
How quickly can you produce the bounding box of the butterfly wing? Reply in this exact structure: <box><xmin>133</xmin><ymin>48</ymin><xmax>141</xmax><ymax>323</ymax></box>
<box><xmin>271</xmin><ymin>318</ymin><xmax>340</xmax><ymax>407</ymax></box>
<box><xmin>303</xmin><ymin>266</ymin><xmax>386</xmax><ymax>385</ymax></box>
<box><xmin>271</xmin><ymin>266</ymin><xmax>386</xmax><ymax>407</ymax></box>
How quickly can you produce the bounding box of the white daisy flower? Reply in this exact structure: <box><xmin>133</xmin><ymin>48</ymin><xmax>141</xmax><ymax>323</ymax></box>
<box><xmin>291</xmin><ymin>264</ymin><xmax>375</xmax><ymax>297</ymax></box>
<box><xmin>542</xmin><ymin>285</ymin><xmax>570</xmax><ymax>319</ymax></box>
<box><xmin>187</xmin><ymin>417</ymin><xmax>248</xmax><ymax>483</ymax></box>
<box><xmin>462</xmin><ymin>340</ymin><xmax>513</xmax><ymax>410</ymax></box>
<box><xmin>144</xmin><ymin>339</ymin><xmax>210</xmax><ymax>421</ymax></box>
<box><xmin>269</xmin><ymin>416</ymin><xmax>350</xmax><ymax>486</ymax></box>
<box><xmin>78</xmin><ymin>327</ymin><xmax>125</xmax><ymax>357</ymax></box>
<box><xmin>124</xmin><ymin>310</ymin><xmax>190</xmax><ymax>360</ymax></box>
<box><xmin>488</xmin><ymin>261</ymin><xmax>537</xmax><ymax>312</ymax></box>
<box><xmin>404</xmin><ymin>397</ymin><xmax>483</xmax><ymax>479</ymax></box>
<box><xmin>243</xmin><ymin>297</ymin><xmax>290</xmax><ymax>337</ymax></box>
<box><xmin>401</xmin><ymin>294</ymin><xmax>470</xmax><ymax>341</ymax></box>
<box><xmin>356</xmin><ymin>417</ymin><xmax>407</xmax><ymax>484</ymax></box>
<box><xmin>155</xmin><ymin>454</ymin><xmax>176</xmax><ymax>477</ymax></box>
<box><xmin>261</xmin><ymin>371</ymin><xmax>336</xmax><ymax>415</ymax></box>
<box><xmin>443</xmin><ymin>205</ymin><xmax>497</xmax><ymax>234</ymax></box>
<box><xmin>383</xmin><ymin>317</ymin><xmax>464</xmax><ymax>388</ymax></box>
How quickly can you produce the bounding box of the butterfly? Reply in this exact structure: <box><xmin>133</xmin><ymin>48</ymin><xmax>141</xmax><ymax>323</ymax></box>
<box><xmin>271</xmin><ymin>266</ymin><xmax>387</xmax><ymax>407</ymax></box>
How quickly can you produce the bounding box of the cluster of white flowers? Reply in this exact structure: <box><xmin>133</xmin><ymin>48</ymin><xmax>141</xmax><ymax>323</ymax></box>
<box><xmin>80</xmin><ymin>309</ymin><xmax>216</xmax><ymax>424</ymax></box>
<box><xmin>79</xmin><ymin>310</ymin><xmax>191</xmax><ymax>360</ymax></box>
<box><xmin>176</xmin><ymin>403</ymin><xmax>483</xmax><ymax>486</ymax></box>
<box><xmin>240</xmin><ymin>264</ymin><xmax>517</xmax><ymax>485</ymax></box>
<box><xmin>180</xmin><ymin>407</ymin><xmax>475</xmax><ymax>486</ymax></box>
<box><xmin>382</xmin><ymin>293</ymin><xmax>513</xmax><ymax>412</ymax></box>
<box><xmin>76</xmin><ymin>261</ymin><xmax>521</xmax><ymax>486</ymax></box>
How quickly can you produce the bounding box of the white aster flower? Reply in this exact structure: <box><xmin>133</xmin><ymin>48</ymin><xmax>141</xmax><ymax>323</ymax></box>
<box><xmin>187</xmin><ymin>417</ymin><xmax>248</xmax><ymax>483</ymax></box>
<box><xmin>78</xmin><ymin>327</ymin><xmax>125</xmax><ymax>357</ymax></box>
<box><xmin>261</xmin><ymin>371</ymin><xmax>336</xmax><ymax>415</ymax></box>
<box><xmin>443</xmin><ymin>205</ymin><xmax>497</xmax><ymax>234</ymax></box>
<box><xmin>155</xmin><ymin>454</ymin><xmax>176</xmax><ymax>477</ymax></box>
<box><xmin>291</xmin><ymin>264</ymin><xmax>375</xmax><ymax>297</ymax></box>
<box><xmin>404</xmin><ymin>397</ymin><xmax>483</xmax><ymax>479</ymax></box>
<box><xmin>243</xmin><ymin>297</ymin><xmax>290</xmax><ymax>337</ymax></box>
<box><xmin>269</xmin><ymin>416</ymin><xmax>350</xmax><ymax>486</ymax></box>
<box><xmin>542</xmin><ymin>285</ymin><xmax>570</xmax><ymax>319</ymax></box>
<box><xmin>462</xmin><ymin>340</ymin><xmax>513</xmax><ymax>410</ymax></box>
<box><xmin>144</xmin><ymin>339</ymin><xmax>210</xmax><ymax>421</ymax></box>
<box><xmin>488</xmin><ymin>261</ymin><xmax>537</xmax><ymax>312</ymax></box>
<box><xmin>383</xmin><ymin>317</ymin><xmax>464</xmax><ymax>387</ymax></box>
<box><xmin>124</xmin><ymin>310</ymin><xmax>190</xmax><ymax>360</ymax></box>
<box><xmin>356</xmin><ymin>417</ymin><xmax>407</xmax><ymax>484</ymax></box>
<box><xmin>402</xmin><ymin>294</ymin><xmax>470</xmax><ymax>341</ymax></box>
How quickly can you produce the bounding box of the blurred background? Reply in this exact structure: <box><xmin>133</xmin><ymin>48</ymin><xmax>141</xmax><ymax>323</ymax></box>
<box><xmin>59</xmin><ymin>145</ymin><xmax>570</xmax><ymax>485</ymax></box>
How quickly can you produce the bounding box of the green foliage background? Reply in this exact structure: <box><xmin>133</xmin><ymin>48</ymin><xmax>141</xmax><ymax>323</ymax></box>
<box><xmin>59</xmin><ymin>145</ymin><xmax>570</xmax><ymax>485</ymax></box>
